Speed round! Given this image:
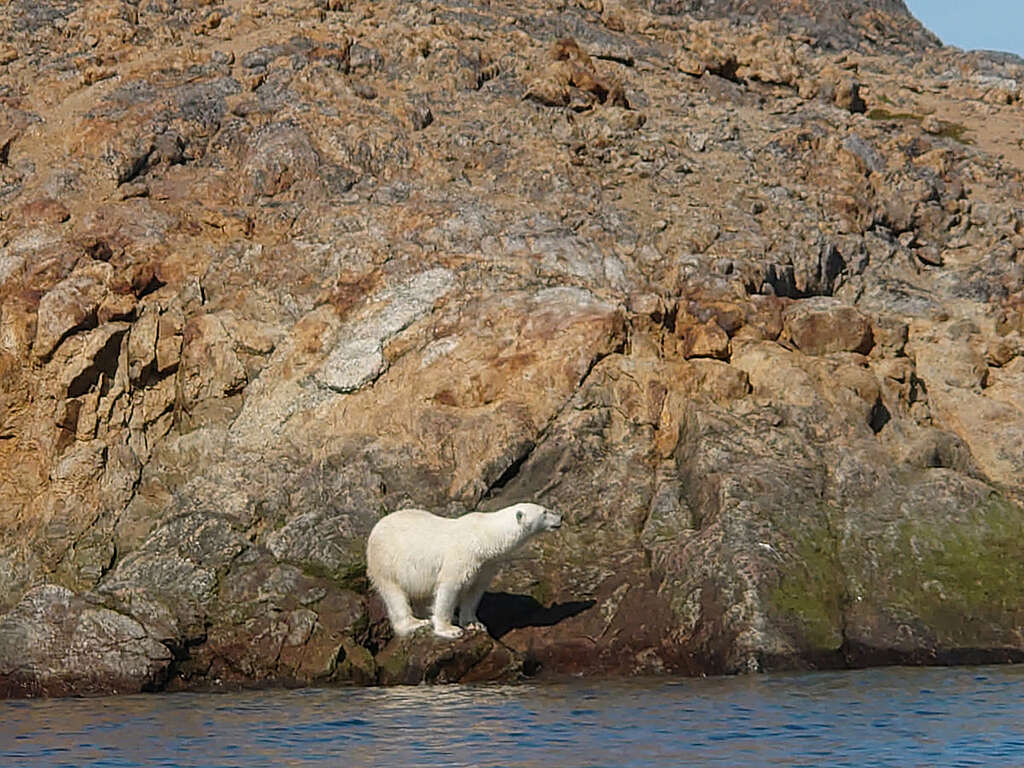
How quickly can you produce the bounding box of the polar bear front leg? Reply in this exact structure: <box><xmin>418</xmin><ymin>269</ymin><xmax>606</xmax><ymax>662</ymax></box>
<box><xmin>431</xmin><ymin>578</ymin><xmax>465</xmax><ymax>638</ymax></box>
<box><xmin>458</xmin><ymin>564</ymin><xmax>497</xmax><ymax>631</ymax></box>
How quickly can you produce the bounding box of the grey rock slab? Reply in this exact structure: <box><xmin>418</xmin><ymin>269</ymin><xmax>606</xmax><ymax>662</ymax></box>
<box><xmin>315</xmin><ymin>267</ymin><xmax>455</xmax><ymax>393</ymax></box>
<box><xmin>98</xmin><ymin>514</ymin><xmax>248</xmax><ymax>640</ymax></box>
<box><xmin>319</xmin><ymin>336</ymin><xmax>385</xmax><ymax>393</ymax></box>
<box><xmin>0</xmin><ymin>584</ymin><xmax>171</xmax><ymax>697</ymax></box>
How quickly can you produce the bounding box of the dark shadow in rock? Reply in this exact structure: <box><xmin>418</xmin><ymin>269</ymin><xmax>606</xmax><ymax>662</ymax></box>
<box><xmin>868</xmin><ymin>397</ymin><xmax>891</xmax><ymax>434</ymax></box>
<box><xmin>476</xmin><ymin>592</ymin><xmax>595</xmax><ymax>639</ymax></box>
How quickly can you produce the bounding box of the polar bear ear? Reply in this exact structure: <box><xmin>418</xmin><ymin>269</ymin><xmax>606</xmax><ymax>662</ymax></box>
<box><xmin>516</xmin><ymin>509</ymin><xmax>525</xmax><ymax>524</ymax></box>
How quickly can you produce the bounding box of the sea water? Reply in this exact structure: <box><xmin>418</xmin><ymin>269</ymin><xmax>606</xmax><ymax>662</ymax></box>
<box><xmin>2</xmin><ymin>665</ymin><xmax>1023</xmax><ymax>767</ymax></box>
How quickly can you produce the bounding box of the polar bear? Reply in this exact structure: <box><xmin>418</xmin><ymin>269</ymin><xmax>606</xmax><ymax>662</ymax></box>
<box><xmin>366</xmin><ymin>502</ymin><xmax>562</xmax><ymax>639</ymax></box>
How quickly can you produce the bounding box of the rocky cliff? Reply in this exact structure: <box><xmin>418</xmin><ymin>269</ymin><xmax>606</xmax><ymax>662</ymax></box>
<box><xmin>1</xmin><ymin>0</ymin><xmax>1023</xmax><ymax>696</ymax></box>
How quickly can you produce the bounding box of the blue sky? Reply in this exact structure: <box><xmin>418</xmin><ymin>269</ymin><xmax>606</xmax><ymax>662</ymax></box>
<box><xmin>904</xmin><ymin>1</ymin><xmax>1024</xmax><ymax>56</ymax></box>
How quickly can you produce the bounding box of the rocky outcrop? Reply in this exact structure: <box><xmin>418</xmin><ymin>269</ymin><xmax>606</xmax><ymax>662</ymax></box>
<box><xmin>1</xmin><ymin>0</ymin><xmax>1023</xmax><ymax>695</ymax></box>
<box><xmin>658</xmin><ymin>0</ymin><xmax>939</xmax><ymax>52</ymax></box>
<box><xmin>0</xmin><ymin>584</ymin><xmax>171</xmax><ymax>697</ymax></box>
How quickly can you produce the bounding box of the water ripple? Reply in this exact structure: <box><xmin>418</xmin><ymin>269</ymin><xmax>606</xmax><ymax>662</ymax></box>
<box><xmin>1</xmin><ymin>665</ymin><xmax>1023</xmax><ymax>767</ymax></box>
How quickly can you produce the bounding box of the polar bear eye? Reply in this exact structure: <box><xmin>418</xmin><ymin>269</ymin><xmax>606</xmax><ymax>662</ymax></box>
<box><xmin>516</xmin><ymin>509</ymin><xmax>525</xmax><ymax>524</ymax></box>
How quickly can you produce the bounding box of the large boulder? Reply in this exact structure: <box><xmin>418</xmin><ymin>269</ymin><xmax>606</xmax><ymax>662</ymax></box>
<box><xmin>0</xmin><ymin>585</ymin><xmax>171</xmax><ymax>697</ymax></box>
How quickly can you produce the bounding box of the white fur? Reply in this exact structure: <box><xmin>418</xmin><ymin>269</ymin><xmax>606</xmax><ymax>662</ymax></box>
<box><xmin>366</xmin><ymin>502</ymin><xmax>562</xmax><ymax>639</ymax></box>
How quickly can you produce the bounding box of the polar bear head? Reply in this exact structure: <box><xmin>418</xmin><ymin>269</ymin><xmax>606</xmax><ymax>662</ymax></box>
<box><xmin>508</xmin><ymin>502</ymin><xmax>562</xmax><ymax>535</ymax></box>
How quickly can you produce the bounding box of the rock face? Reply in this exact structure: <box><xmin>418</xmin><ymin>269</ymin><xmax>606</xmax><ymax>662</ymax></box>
<box><xmin>660</xmin><ymin>0</ymin><xmax>938</xmax><ymax>52</ymax></box>
<box><xmin>1</xmin><ymin>0</ymin><xmax>1023</xmax><ymax>695</ymax></box>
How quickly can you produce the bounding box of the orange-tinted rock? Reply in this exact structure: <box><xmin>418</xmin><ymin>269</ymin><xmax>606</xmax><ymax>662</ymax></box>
<box><xmin>33</xmin><ymin>264</ymin><xmax>112</xmax><ymax>360</ymax></box>
<box><xmin>97</xmin><ymin>292</ymin><xmax>138</xmax><ymax>323</ymax></box>
<box><xmin>783</xmin><ymin>299</ymin><xmax>874</xmax><ymax>356</ymax></box>
<box><xmin>20</xmin><ymin>199</ymin><xmax>70</xmax><ymax>225</ymax></box>
<box><xmin>678</xmin><ymin>318</ymin><xmax>731</xmax><ymax>359</ymax></box>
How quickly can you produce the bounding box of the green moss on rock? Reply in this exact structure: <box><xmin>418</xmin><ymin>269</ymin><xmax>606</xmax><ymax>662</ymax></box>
<box><xmin>892</xmin><ymin>497</ymin><xmax>1024</xmax><ymax>646</ymax></box>
<box><xmin>336</xmin><ymin>562</ymin><xmax>369</xmax><ymax>594</ymax></box>
<box><xmin>770</xmin><ymin>528</ymin><xmax>845</xmax><ymax>653</ymax></box>
<box><xmin>866</xmin><ymin>108</ymin><xmax>972</xmax><ymax>144</ymax></box>
<box><xmin>334</xmin><ymin>639</ymin><xmax>376</xmax><ymax>685</ymax></box>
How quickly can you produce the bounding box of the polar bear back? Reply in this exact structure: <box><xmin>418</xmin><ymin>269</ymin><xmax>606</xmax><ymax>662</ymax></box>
<box><xmin>366</xmin><ymin>509</ymin><xmax>474</xmax><ymax>600</ymax></box>
<box><xmin>366</xmin><ymin>505</ymin><xmax>556</xmax><ymax>600</ymax></box>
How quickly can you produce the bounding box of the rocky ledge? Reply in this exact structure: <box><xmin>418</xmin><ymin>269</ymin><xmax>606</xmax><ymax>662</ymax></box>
<box><xmin>1</xmin><ymin>0</ymin><xmax>1023</xmax><ymax>696</ymax></box>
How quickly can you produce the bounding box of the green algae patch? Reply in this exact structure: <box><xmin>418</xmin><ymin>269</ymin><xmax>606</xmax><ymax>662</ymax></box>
<box><xmin>769</xmin><ymin>526</ymin><xmax>845</xmax><ymax>654</ymax></box>
<box><xmin>375</xmin><ymin>631</ymin><xmax>500</xmax><ymax>685</ymax></box>
<box><xmin>933</xmin><ymin>121</ymin><xmax>972</xmax><ymax>144</ymax></box>
<box><xmin>336</xmin><ymin>561</ymin><xmax>369</xmax><ymax>593</ymax></box>
<box><xmin>334</xmin><ymin>639</ymin><xmax>377</xmax><ymax>685</ymax></box>
<box><xmin>890</xmin><ymin>497</ymin><xmax>1024</xmax><ymax>646</ymax></box>
<box><xmin>867</xmin><ymin>108</ymin><xmax>972</xmax><ymax>144</ymax></box>
<box><xmin>289</xmin><ymin>556</ymin><xmax>368</xmax><ymax>593</ymax></box>
<box><xmin>867</xmin><ymin>107</ymin><xmax>922</xmax><ymax>122</ymax></box>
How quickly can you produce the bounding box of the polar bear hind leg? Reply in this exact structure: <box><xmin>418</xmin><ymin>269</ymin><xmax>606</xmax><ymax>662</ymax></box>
<box><xmin>376</xmin><ymin>579</ymin><xmax>431</xmax><ymax>636</ymax></box>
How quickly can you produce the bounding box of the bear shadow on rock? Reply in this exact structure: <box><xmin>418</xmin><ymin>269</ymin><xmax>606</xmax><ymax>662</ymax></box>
<box><xmin>476</xmin><ymin>592</ymin><xmax>595</xmax><ymax>639</ymax></box>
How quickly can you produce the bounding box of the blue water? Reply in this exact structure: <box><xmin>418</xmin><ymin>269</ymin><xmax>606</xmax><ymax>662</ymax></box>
<box><xmin>2</xmin><ymin>665</ymin><xmax>1023</xmax><ymax>767</ymax></box>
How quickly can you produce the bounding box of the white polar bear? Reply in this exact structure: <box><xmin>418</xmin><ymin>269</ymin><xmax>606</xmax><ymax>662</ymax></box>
<box><xmin>366</xmin><ymin>502</ymin><xmax>562</xmax><ymax>639</ymax></box>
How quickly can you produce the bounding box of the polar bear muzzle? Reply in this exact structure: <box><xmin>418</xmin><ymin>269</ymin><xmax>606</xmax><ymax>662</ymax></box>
<box><xmin>515</xmin><ymin>504</ymin><xmax>562</xmax><ymax>532</ymax></box>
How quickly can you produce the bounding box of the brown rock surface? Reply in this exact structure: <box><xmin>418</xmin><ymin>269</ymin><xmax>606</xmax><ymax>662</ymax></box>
<box><xmin>1</xmin><ymin>0</ymin><xmax>1023</xmax><ymax>696</ymax></box>
<box><xmin>783</xmin><ymin>298</ymin><xmax>874</xmax><ymax>356</ymax></box>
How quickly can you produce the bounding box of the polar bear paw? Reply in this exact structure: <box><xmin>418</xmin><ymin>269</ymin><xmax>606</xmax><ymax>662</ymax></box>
<box><xmin>462</xmin><ymin>621</ymin><xmax>487</xmax><ymax>633</ymax></box>
<box><xmin>394</xmin><ymin>618</ymin><xmax>432</xmax><ymax>636</ymax></box>
<box><xmin>433</xmin><ymin>623</ymin><xmax>464</xmax><ymax>639</ymax></box>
